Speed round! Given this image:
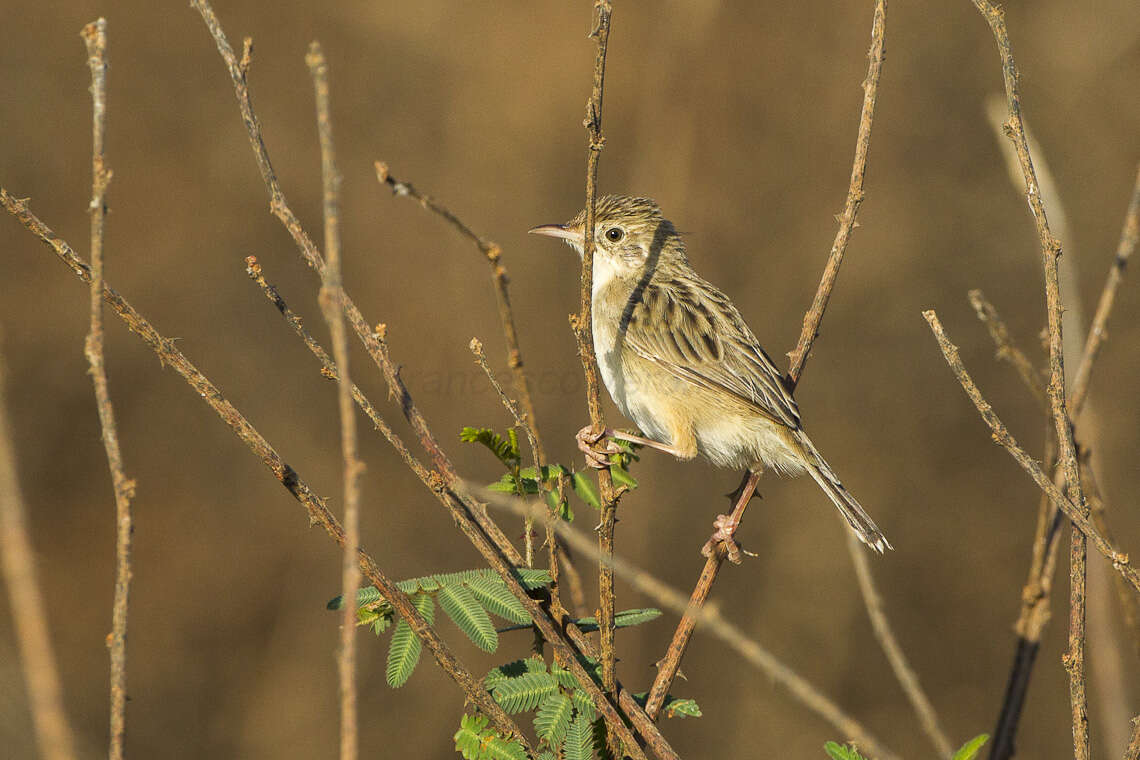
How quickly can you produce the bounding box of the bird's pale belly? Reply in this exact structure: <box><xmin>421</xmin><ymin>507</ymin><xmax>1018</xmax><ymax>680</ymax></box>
<box><xmin>594</xmin><ymin>329</ymin><xmax>803</xmax><ymax>473</ymax></box>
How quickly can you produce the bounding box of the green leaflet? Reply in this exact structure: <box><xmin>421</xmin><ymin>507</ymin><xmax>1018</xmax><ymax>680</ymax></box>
<box><xmin>549</xmin><ymin>661</ymin><xmax>579</xmax><ymax>690</ymax></box>
<box><xmin>533</xmin><ymin>692</ymin><xmax>573</xmax><ymax>745</ymax></box>
<box><xmin>453</xmin><ymin>714</ymin><xmax>527</xmax><ymax>760</ymax></box>
<box><xmin>953</xmin><ymin>735</ymin><xmax>989</xmax><ymax>760</ymax></box>
<box><xmin>491</xmin><ymin>670</ymin><xmax>559</xmax><ymax>713</ymax></box>
<box><xmin>573</xmin><ymin>608</ymin><xmax>661</xmax><ymax>632</ymax></box>
<box><xmin>609</xmin><ymin>463</ymin><xmax>638</xmax><ymax>489</ymax></box>
<box><xmin>385</xmin><ymin>594</ymin><xmax>434</xmax><ymax>688</ymax></box>
<box><xmin>571</xmin><ymin>471</ymin><xmax>601</xmax><ymax>509</ymax></box>
<box><xmin>484</xmin><ymin>657</ymin><xmax>548</xmax><ymax>691</ymax></box>
<box><xmin>562</xmin><ymin>711</ymin><xmax>595</xmax><ymax>760</ymax></box>
<box><xmin>823</xmin><ymin>742</ymin><xmax>867</xmax><ymax>760</ymax></box>
<box><xmin>438</xmin><ymin>582</ymin><xmax>498</xmax><ymax>653</ymax></box>
<box><xmin>466</xmin><ymin>574</ymin><xmax>531</xmax><ymax>624</ymax></box>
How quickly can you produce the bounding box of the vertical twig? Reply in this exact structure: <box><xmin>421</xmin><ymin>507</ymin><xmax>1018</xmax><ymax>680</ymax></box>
<box><xmin>968</xmin><ymin>3</ymin><xmax>1091</xmax><ymax>756</ymax></box>
<box><xmin>306</xmin><ymin>43</ymin><xmax>363</xmax><ymax>760</ymax></box>
<box><xmin>79</xmin><ymin>19</ymin><xmax>135</xmax><ymax>760</ymax></box>
<box><xmin>571</xmin><ymin>0</ymin><xmax>619</xmax><ymax>698</ymax></box>
<box><xmin>0</xmin><ymin>344</ymin><xmax>78</xmax><ymax>760</ymax></box>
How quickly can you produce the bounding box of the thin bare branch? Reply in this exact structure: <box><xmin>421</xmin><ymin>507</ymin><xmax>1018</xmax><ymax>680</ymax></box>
<box><xmin>570</xmin><ymin>0</ymin><xmax>621</xmax><ymax>700</ymax></box>
<box><xmin>469</xmin><ymin>338</ymin><xmax>540</xmax><ymax>567</ymax></box>
<box><xmin>475</xmin><ymin>483</ymin><xmax>902</xmax><ymax>760</ymax></box>
<box><xmin>305</xmin><ymin>43</ymin><xmax>363</xmax><ymax>760</ymax></box>
<box><xmin>848</xmin><ymin>531</ymin><xmax>953</xmax><ymax>757</ymax></box>
<box><xmin>969</xmin><ymin>4</ymin><xmax>1092</xmax><ymax>754</ymax></box>
<box><xmin>922</xmin><ymin>310</ymin><xmax>1137</xmax><ymax>590</ymax></box>
<box><xmin>78</xmin><ymin>19</ymin><xmax>134</xmax><ymax>760</ymax></box>
<box><xmin>649</xmin><ymin>0</ymin><xmax>892</xmax><ymax>729</ymax></box>
<box><xmin>1071</xmin><ymin>163</ymin><xmax>1140</xmax><ymax>414</ymax></box>
<box><xmin>0</xmin><ymin>344</ymin><xmax>77</xmax><ymax>760</ymax></box>
<box><xmin>786</xmin><ymin>0</ymin><xmax>887</xmax><ymax>386</ymax></box>
<box><xmin>0</xmin><ymin>190</ymin><xmax>532</xmax><ymax>746</ymax></box>
<box><xmin>968</xmin><ymin>289</ymin><xmax>1047</xmax><ymax>409</ymax></box>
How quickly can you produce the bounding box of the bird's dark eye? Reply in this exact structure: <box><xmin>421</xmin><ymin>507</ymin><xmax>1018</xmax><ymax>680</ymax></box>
<box><xmin>605</xmin><ymin>227</ymin><xmax>624</xmax><ymax>242</ymax></box>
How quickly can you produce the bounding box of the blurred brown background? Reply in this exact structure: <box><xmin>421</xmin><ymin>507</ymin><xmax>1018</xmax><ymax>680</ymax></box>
<box><xmin>2</xmin><ymin>1</ymin><xmax>1138</xmax><ymax>758</ymax></box>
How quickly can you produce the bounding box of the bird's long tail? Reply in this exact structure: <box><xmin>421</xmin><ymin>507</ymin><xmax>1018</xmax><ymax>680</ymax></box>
<box><xmin>792</xmin><ymin>430</ymin><xmax>892</xmax><ymax>554</ymax></box>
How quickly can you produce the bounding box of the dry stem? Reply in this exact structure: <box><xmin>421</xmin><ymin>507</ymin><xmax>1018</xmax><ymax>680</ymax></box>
<box><xmin>968</xmin><ymin>3</ymin><xmax>1093</xmax><ymax>753</ymax></box>
<box><xmin>0</xmin><ymin>345</ymin><xmax>78</xmax><ymax>760</ymax></box>
<box><xmin>305</xmin><ymin>44</ymin><xmax>363</xmax><ymax>760</ymax></box>
<box><xmin>78</xmin><ymin>19</ymin><xmax>135</xmax><ymax>760</ymax></box>
<box><xmin>968</xmin><ymin>289</ymin><xmax>1047</xmax><ymax>409</ymax></box>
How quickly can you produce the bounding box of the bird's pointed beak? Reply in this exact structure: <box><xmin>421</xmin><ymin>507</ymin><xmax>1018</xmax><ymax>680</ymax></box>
<box><xmin>528</xmin><ymin>223</ymin><xmax>584</xmax><ymax>246</ymax></box>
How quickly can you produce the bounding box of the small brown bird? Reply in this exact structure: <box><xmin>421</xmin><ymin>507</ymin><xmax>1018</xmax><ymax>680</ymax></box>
<box><xmin>530</xmin><ymin>195</ymin><xmax>890</xmax><ymax>554</ymax></box>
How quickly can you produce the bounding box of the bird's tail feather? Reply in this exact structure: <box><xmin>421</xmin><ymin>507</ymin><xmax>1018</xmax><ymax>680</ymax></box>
<box><xmin>793</xmin><ymin>431</ymin><xmax>891</xmax><ymax>554</ymax></box>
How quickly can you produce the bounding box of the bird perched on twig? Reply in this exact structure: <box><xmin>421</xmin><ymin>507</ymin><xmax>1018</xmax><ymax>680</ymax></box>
<box><xmin>530</xmin><ymin>195</ymin><xmax>890</xmax><ymax>555</ymax></box>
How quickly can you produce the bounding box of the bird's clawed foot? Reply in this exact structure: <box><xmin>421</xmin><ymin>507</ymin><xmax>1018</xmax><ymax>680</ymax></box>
<box><xmin>576</xmin><ymin>424</ymin><xmax>623</xmax><ymax>469</ymax></box>
<box><xmin>701</xmin><ymin>513</ymin><xmax>743</xmax><ymax>565</ymax></box>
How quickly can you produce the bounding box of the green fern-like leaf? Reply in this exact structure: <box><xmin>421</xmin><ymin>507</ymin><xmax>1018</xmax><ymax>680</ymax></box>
<box><xmin>454</xmin><ymin>713</ymin><xmax>489</xmax><ymax>759</ymax></box>
<box><xmin>570</xmin><ymin>688</ymin><xmax>597</xmax><ymax>723</ymax></box>
<box><xmin>952</xmin><ymin>734</ymin><xmax>989</xmax><ymax>760</ymax></box>
<box><xmin>563</xmin><ymin>711</ymin><xmax>595</xmax><ymax>760</ymax></box>
<box><xmin>483</xmin><ymin>737</ymin><xmax>528</xmax><ymax>760</ymax></box>
<box><xmin>534</xmin><ymin>692</ymin><xmax>573</xmax><ymax>745</ymax></box>
<box><xmin>491</xmin><ymin>671</ymin><xmax>558</xmax><ymax>713</ymax></box>
<box><xmin>573</xmin><ymin>608</ymin><xmax>661</xmax><ymax>632</ymax></box>
<box><xmin>823</xmin><ymin>741</ymin><xmax>868</xmax><ymax>760</ymax></box>
<box><xmin>438</xmin><ymin>582</ymin><xmax>498</xmax><ymax>652</ymax></box>
<box><xmin>385</xmin><ymin>594</ymin><xmax>434</xmax><ymax>687</ymax></box>
<box><xmin>483</xmin><ymin>657</ymin><xmax>547</xmax><ymax>691</ymax></box>
<box><xmin>466</xmin><ymin>574</ymin><xmax>531</xmax><ymax>624</ymax></box>
<box><xmin>460</xmin><ymin>426</ymin><xmax>520</xmax><ymax>468</ymax></box>
<box><xmin>550</xmin><ymin>662</ymin><xmax>579</xmax><ymax>690</ymax></box>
